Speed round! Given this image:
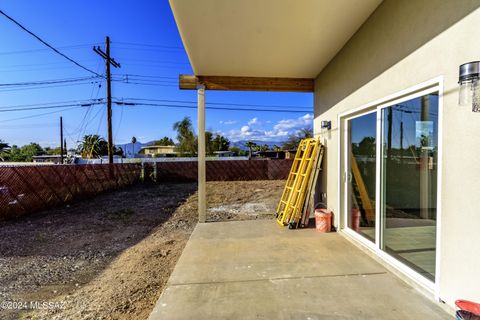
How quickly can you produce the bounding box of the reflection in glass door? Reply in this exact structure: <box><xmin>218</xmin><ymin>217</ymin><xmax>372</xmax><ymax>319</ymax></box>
<box><xmin>347</xmin><ymin>112</ymin><xmax>377</xmax><ymax>242</ymax></box>
<box><xmin>380</xmin><ymin>93</ymin><xmax>438</xmax><ymax>281</ymax></box>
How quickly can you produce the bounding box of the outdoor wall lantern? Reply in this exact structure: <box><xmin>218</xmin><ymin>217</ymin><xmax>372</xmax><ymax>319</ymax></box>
<box><xmin>458</xmin><ymin>61</ymin><xmax>480</xmax><ymax>112</ymax></box>
<box><xmin>321</xmin><ymin>120</ymin><xmax>331</xmax><ymax>130</ymax></box>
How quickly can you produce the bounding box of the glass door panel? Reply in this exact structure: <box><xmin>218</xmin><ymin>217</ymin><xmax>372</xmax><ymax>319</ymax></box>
<box><xmin>380</xmin><ymin>93</ymin><xmax>438</xmax><ymax>281</ymax></box>
<box><xmin>347</xmin><ymin>112</ymin><xmax>377</xmax><ymax>242</ymax></box>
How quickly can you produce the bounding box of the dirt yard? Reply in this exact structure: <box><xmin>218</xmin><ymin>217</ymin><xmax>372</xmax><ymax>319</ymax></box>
<box><xmin>0</xmin><ymin>180</ymin><xmax>284</xmax><ymax>320</ymax></box>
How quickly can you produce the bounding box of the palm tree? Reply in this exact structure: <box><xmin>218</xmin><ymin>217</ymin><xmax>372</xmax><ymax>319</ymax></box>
<box><xmin>245</xmin><ymin>141</ymin><xmax>257</xmax><ymax>159</ymax></box>
<box><xmin>0</xmin><ymin>140</ymin><xmax>10</xmax><ymax>161</ymax></box>
<box><xmin>154</xmin><ymin>136</ymin><xmax>175</xmax><ymax>146</ymax></box>
<box><xmin>259</xmin><ymin>144</ymin><xmax>270</xmax><ymax>152</ymax></box>
<box><xmin>131</xmin><ymin>136</ymin><xmax>137</xmax><ymax>157</ymax></box>
<box><xmin>282</xmin><ymin>127</ymin><xmax>314</xmax><ymax>150</ymax></box>
<box><xmin>173</xmin><ymin>117</ymin><xmax>196</xmax><ymax>156</ymax></box>
<box><xmin>78</xmin><ymin>135</ymin><xmax>107</xmax><ymax>159</ymax></box>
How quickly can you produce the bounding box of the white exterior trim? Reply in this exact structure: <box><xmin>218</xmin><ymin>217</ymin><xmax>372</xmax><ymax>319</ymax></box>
<box><xmin>337</xmin><ymin>76</ymin><xmax>443</xmax><ymax>298</ymax></box>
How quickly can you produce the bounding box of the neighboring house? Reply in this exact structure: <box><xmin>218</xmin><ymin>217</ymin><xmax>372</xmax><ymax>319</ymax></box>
<box><xmin>32</xmin><ymin>155</ymin><xmax>62</xmax><ymax>164</ymax></box>
<box><xmin>169</xmin><ymin>0</ymin><xmax>480</xmax><ymax>310</ymax></box>
<box><xmin>254</xmin><ymin>150</ymin><xmax>297</xmax><ymax>160</ymax></box>
<box><xmin>140</xmin><ymin>145</ymin><xmax>177</xmax><ymax>157</ymax></box>
<box><xmin>213</xmin><ymin>151</ymin><xmax>235</xmax><ymax>157</ymax></box>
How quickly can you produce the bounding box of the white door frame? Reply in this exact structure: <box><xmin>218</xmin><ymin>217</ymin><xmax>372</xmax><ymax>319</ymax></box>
<box><xmin>337</xmin><ymin>76</ymin><xmax>444</xmax><ymax>299</ymax></box>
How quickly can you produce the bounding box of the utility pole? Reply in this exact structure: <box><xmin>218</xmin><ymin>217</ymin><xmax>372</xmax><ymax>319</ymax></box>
<box><xmin>93</xmin><ymin>36</ymin><xmax>121</xmax><ymax>164</ymax></box>
<box><xmin>60</xmin><ymin>116</ymin><xmax>64</xmax><ymax>164</ymax></box>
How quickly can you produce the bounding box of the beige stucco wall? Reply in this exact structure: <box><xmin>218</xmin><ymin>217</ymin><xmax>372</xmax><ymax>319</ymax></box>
<box><xmin>314</xmin><ymin>0</ymin><xmax>480</xmax><ymax>309</ymax></box>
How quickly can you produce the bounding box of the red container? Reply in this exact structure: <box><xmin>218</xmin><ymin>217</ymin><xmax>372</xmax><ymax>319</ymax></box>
<box><xmin>351</xmin><ymin>208</ymin><xmax>361</xmax><ymax>232</ymax></box>
<box><xmin>456</xmin><ymin>300</ymin><xmax>480</xmax><ymax>316</ymax></box>
<box><xmin>315</xmin><ymin>208</ymin><xmax>332</xmax><ymax>233</ymax></box>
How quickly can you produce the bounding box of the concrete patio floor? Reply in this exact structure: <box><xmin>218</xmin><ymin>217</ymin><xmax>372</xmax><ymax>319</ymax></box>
<box><xmin>148</xmin><ymin>220</ymin><xmax>451</xmax><ymax>320</ymax></box>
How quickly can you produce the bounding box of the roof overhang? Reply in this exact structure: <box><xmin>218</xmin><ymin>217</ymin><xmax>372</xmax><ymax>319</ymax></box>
<box><xmin>169</xmin><ymin>0</ymin><xmax>382</xmax><ymax>80</ymax></box>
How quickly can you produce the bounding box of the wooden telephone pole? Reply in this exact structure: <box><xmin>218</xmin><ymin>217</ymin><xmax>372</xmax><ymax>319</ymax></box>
<box><xmin>60</xmin><ymin>116</ymin><xmax>64</xmax><ymax>164</ymax></box>
<box><xmin>93</xmin><ymin>36</ymin><xmax>121</xmax><ymax>164</ymax></box>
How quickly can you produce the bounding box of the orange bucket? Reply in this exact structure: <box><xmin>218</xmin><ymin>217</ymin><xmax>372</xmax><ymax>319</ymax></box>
<box><xmin>315</xmin><ymin>208</ymin><xmax>332</xmax><ymax>233</ymax></box>
<box><xmin>351</xmin><ymin>208</ymin><xmax>361</xmax><ymax>232</ymax></box>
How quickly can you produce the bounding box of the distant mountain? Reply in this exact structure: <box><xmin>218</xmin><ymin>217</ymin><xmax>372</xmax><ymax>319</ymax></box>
<box><xmin>230</xmin><ymin>140</ymin><xmax>285</xmax><ymax>150</ymax></box>
<box><xmin>117</xmin><ymin>139</ymin><xmax>286</xmax><ymax>156</ymax></box>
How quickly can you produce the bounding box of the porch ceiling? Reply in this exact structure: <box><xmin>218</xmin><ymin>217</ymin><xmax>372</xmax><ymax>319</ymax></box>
<box><xmin>169</xmin><ymin>0</ymin><xmax>382</xmax><ymax>78</ymax></box>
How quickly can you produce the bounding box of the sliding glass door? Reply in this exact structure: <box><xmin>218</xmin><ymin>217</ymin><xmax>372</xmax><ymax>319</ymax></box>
<box><xmin>346</xmin><ymin>112</ymin><xmax>377</xmax><ymax>242</ymax></box>
<box><xmin>343</xmin><ymin>89</ymin><xmax>439</xmax><ymax>282</ymax></box>
<box><xmin>380</xmin><ymin>93</ymin><xmax>439</xmax><ymax>281</ymax></box>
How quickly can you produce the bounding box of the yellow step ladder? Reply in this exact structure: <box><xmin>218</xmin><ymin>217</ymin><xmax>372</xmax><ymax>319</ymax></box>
<box><xmin>276</xmin><ymin>138</ymin><xmax>321</xmax><ymax>228</ymax></box>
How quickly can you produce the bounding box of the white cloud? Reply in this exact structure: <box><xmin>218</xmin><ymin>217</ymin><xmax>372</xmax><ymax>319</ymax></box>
<box><xmin>220</xmin><ymin>120</ymin><xmax>237</xmax><ymax>125</ymax></box>
<box><xmin>225</xmin><ymin>113</ymin><xmax>313</xmax><ymax>142</ymax></box>
<box><xmin>273</xmin><ymin>114</ymin><xmax>313</xmax><ymax>132</ymax></box>
<box><xmin>240</xmin><ymin>125</ymin><xmax>250</xmax><ymax>133</ymax></box>
<box><xmin>247</xmin><ymin>117</ymin><xmax>259</xmax><ymax>126</ymax></box>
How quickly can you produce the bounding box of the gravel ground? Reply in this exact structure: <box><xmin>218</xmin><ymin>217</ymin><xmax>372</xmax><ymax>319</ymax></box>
<box><xmin>0</xmin><ymin>180</ymin><xmax>284</xmax><ymax>320</ymax></box>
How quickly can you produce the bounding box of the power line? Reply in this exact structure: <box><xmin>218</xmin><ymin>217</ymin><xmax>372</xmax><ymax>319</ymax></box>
<box><xmin>0</xmin><ymin>106</ymin><xmax>83</xmax><ymax>123</ymax></box>
<box><xmin>0</xmin><ymin>59</ymin><xmax>98</xmax><ymax>68</ymax></box>
<box><xmin>112</xmin><ymin>41</ymin><xmax>183</xmax><ymax>50</ymax></box>
<box><xmin>0</xmin><ymin>81</ymin><xmax>102</xmax><ymax>93</ymax></box>
<box><xmin>0</xmin><ymin>43</ymin><xmax>101</xmax><ymax>56</ymax></box>
<box><xmin>0</xmin><ymin>9</ymin><xmax>101</xmax><ymax>76</ymax></box>
<box><xmin>112</xmin><ymin>80</ymin><xmax>177</xmax><ymax>87</ymax></box>
<box><xmin>118</xmin><ymin>97</ymin><xmax>312</xmax><ymax>109</ymax></box>
<box><xmin>0</xmin><ymin>97</ymin><xmax>311</xmax><ymax>112</ymax></box>
<box><xmin>114</xmin><ymin>101</ymin><xmax>311</xmax><ymax>113</ymax></box>
<box><xmin>0</xmin><ymin>98</ymin><xmax>104</xmax><ymax>110</ymax></box>
<box><xmin>0</xmin><ymin>76</ymin><xmax>101</xmax><ymax>87</ymax></box>
<box><xmin>0</xmin><ymin>102</ymin><xmax>104</xmax><ymax>113</ymax></box>
<box><xmin>0</xmin><ymin>100</ymin><xmax>310</xmax><ymax>115</ymax></box>
<box><xmin>112</xmin><ymin>73</ymin><xmax>177</xmax><ymax>80</ymax></box>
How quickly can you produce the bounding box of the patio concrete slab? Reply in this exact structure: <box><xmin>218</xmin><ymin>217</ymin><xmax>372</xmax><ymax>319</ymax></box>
<box><xmin>149</xmin><ymin>220</ymin><xmax>451</xmax><ymax>320</ymax></box>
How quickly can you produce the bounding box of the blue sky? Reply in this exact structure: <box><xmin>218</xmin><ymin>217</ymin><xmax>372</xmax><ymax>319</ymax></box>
<box><xmin>350</xmin><ymin>95</ymin><xmax>439</xmax><ymax>149</ymax></box>
<box><xmin>0</xmin><ymin>0</ymin><xmax>313</xmax><ymax>148</ymax></box>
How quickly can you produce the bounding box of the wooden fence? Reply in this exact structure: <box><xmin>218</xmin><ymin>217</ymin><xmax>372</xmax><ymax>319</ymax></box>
<box><xmin>0</xmin><ymin>164</ymin><xmax>141</xmax><ymax>220</ymax></box>
<box><xmin>0</xmin><ymin>159</ymin><xmax>292</xmax><ymax>220</ymax></box>
<box><xmin>153</xmin><ymin>159</ymin><xmax>293</xmax><ymax>182</ymax></box>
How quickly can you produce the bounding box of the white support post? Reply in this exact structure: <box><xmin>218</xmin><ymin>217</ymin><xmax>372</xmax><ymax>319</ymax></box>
<box><xmin>197</xmin><ymin>85</ymin><xmax>206</xmax><ymax>223</ymax></box>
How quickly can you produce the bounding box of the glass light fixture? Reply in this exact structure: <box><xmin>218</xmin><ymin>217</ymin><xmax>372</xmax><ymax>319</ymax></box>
<box><xmin>473</xmin><ymin>79</ymin><xmax>480</xmax><ymax>112</ymax></box>
<box><xmin>459</xmin><ymin>61</ymin><xmax>480</xmax><ymax>112</ymax></box>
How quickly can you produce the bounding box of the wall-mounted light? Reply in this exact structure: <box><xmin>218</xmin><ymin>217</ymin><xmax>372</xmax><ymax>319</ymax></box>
<box><xmin>458</xmin><ymin>61</ymin><xmax>480</xmax><ymax>112</ymax></box>
<box><xmin>321</xmin><ymin>120</ymin><xmax>331</xmax><ymax>130</ymax></box>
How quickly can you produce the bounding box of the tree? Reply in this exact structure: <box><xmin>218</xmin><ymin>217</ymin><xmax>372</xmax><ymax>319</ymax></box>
<box><xmin>153</xmin><ymin>136</ymin><xmax>175</xmax><ymax>146</ymax></box>
<box><xmin>205</xmin><ymin>131</ymin><xmax>214</xmax><ymax>155</ymax></box>
<box><xmin>272</xmin><ymin>145</ymin><xmax>281</xmax><ymax>151</ymax></box>
<box><xmin>173</xmin><ymin>117</ymin><xmax>196</xmax><ymax>156</ymax></box>
<box><xmin>0</xmin><ymin>140</ymin><xmax>10</xmax><ymax>161</ymax></box>
<box><xmin>20</xmin><ymin>143</ymin><xmax>45</xmax><ymax>162</ymax></box>
<box><xmin>245</xmin><ymin>141</ymin><xmax>258</xmax><ymax>159</ymax></box>
<box><xmin>356</xmin><ymin>137</ymin><xmax>376</xmax><ymax>157</ymax></box>
<box><xmin>5</xmin><ymin>145</ymin><xmax>23</xmax><ymax>162</ymax></box>
<box><xmin>203</xmin><ymin>132</ymin><xmax>230</xmax><ymax>155</ymax></box>
<box><xmin>282</xmin><ymin>127</ymin><xmax>313</xmax><ymax>150</ymax></box>
<box><xmin>45</xmin><ymin>146</ymin><xmax>62</xmax><ymax>155</ymax></box>
<box><xmin>212</xmin><ymin>134</ymin><xmax>230</xmax><ymax>152</ymax></box>
<box><xmin>229</xmin><ymin>146</ymin><xmax>246</xmax><ymax>156</ymax></box>
<box><xmin>78</xmin><ymin>135</ymin><xmax>108</xmax><ymax>159</ymax></box>
<box><xmin>259</xmin><ymin>144</ymin><xmax>269</xmax><ymax>152</ymax></box>
<box><xmin>2</xmin><ymin>143</ymin><xmax>44</xmax><ymax>162</ymax></box>
<box><xmin>113</xmin><ymin>145</ymin><xmax>124</xmax><ymax>157</ymax></box>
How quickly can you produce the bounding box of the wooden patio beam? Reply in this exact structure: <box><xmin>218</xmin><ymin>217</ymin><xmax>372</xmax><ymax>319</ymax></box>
<box><xmin>179</xmin><ymin>74</ymin><xmax>314</xmax><ymax>92</ymax></box>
